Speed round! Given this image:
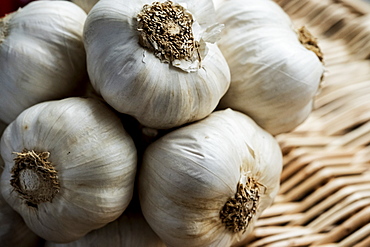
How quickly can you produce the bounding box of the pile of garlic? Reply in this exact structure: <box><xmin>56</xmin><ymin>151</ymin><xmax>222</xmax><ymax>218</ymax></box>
<box><xmin>0</xmin><ymin>0</ymin><xmax>324</xmax><ymax>246</ymax></box>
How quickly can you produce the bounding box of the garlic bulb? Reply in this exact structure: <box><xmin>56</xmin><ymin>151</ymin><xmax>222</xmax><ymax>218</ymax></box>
<box><xmin>139</xmin><ymin>108</ymin><xmax>282</xmax><ymax>247</ymax></box>
<box><xmin>0</xmin><ymin>1</ymin><xmax>88</xmax><ymax>124</ymax></box>
<box><xmin>44</xmin><ymin>204</ymin><xmax>165</xmax><ymax>247</ymax></box>
<box><xmin>0</xmin><ymin>97</ymin><xmax>137</xmax><ymax>243</ymax></box>
<box><xmin>83</xmin><ymin>0</ymin><xmax>230</xmax><ymax>129</ymax></box>
<box><xmin>72</xmin><ymin>0</ymin><xmax>99</xmax><ymax>13</ymax></box>
<box><xmin>215</xmin><ymin>0</ymin><xmax>325</xmax><ymax>135</ymax></box>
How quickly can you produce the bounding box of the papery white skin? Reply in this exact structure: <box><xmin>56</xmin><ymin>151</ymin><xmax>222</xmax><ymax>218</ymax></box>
<box><xmin>83</xmin><ymin>0</ymin><xmax>230</xmax><ymax>129</ymax></box>
<box><xmin>0</xmin><ymin>184</ymin><xmax>42</xmax><ymax>247</ymax></box>
<box><xmin>0</xmin><ymin>97</ymin><xmax>137</xmax><ymax>243</ymax></box>
<box><xmin>212</xmin><ymin>0</ymin><xmax>226</xmax><ymax>9</ymax></box>
<box><xmin>139</xmin><ymin>108</ymin><xmax>282</xmax><ymax>247</ymax></box>
<box><xmin>72</xmin><ymin>0</ymin><xmax>99</xmax><ymax>13</ymax></box>
<box><xmin>44</xmin><ymin>206</ymin><xmax>166</xmax><ymax>247</ymax></box>
<box><xmin>0</xmin><ymin>1</ymin><xmax>88</xmax><ymax>124</ymax></box>
<box><xmin>216</xmin><ymin>0</ymin><xmax>324</xmax><ymax>135</ymax></box>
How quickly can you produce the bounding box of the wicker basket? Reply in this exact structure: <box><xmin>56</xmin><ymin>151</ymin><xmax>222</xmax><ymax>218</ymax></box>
<box><xmin>242</xmin><ymin>0</ymin><xmax>370</xmax><ymax>246</ymax></box>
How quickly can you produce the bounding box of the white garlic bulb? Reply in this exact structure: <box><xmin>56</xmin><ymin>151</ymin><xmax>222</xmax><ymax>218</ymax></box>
<box><xmin>215</xmin><ymin>0</ymin><xmax>325</xmax><ymax>135</ymax></box>
<box><xmin>44</xmin><ymin>205</ymin><xmax>166</xmax><ymax>247</ymax></box>
<box><xmin>0</xmin><ymin>97</ymin><xmax>137</xmax><ymax>243</ymax></box>
<box><xmin>72</xmin><ymin>0</ymin><xmax>99</xmax><ymax>13</ymax></box>
<box><xmin>139</xmin><ymin>108</ymin><xmax>282</xmax><ymax>247</ymax></box>
<box><xmin>0</xmin><ymin>1</ymin><xmax>88</xmax><ymax>124</ymax></box>
<box><xmin>83</xmin><ymin>0</ymin><xmax>230</xmax><ymax>129</ymax></box>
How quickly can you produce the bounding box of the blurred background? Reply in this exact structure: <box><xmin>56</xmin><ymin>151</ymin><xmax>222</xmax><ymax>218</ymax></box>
<box><xmin>1</xmin><ymin>0</ymin><xmax>34</xmax><ymax>17</ymax></box>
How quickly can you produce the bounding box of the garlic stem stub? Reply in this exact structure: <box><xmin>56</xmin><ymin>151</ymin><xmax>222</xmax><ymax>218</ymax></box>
<box><xmin>215</xmin><ymin>0</ymin><xmax>325</xmax><ymax>135</ymax></box>
<box><xmin>220</xmin><ymin>177</ymin><xmax>265</xmax><ymax>233</ymax></box>
<box><xmin>83</xmin><ymin>0</ymin><xmax>230</xmax><ymax>129</ymax></box>
<box><xmin>0</xmin><ymin>1</ymin><xmax>88</xmax><ymax>125</ymax></box>
<box><xmin>136</xmin><ymin>1</ymin><xmax>204</xmax><ymax>72</ymax></box>
<box><xmin>298</xmin><ymin>26</ymin><xmax>324</xmax><ymax>62</ymax></box>
<box><xmin>139</xmin><ymin>108</ymin><xmax>282</xmax><ymax>247</ymax></box>
<box><xmin>0</xmin><ymin>97</ymin><xmax>137</xmax><ymax>243</ymax></box>
<box><xmin>10</xmin><ymin>150</ymin><xmax>60</xmax><ymax>208</ymax></box>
